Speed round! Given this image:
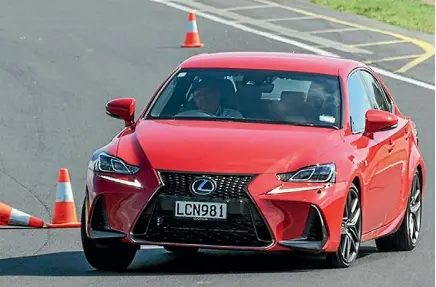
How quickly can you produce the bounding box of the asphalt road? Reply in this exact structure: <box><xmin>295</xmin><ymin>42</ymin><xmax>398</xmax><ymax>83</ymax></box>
<box><xmin>0</xmin><ymin>0</ymin><xmax>434</xmax><ymax>286</ymax></box>
<box><xmin>166</xmin><ymin>0</ymin><xmax>435</xmax><ymax>85</ymax></box>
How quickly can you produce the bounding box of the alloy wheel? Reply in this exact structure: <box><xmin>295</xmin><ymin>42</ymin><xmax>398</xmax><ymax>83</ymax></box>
<box><xmin>408</xmin><ymin>174</ymin><xmax>422</xmax><ymax>245</ymax></box>
<box><xmin>340</xmin><ymin>186</ymin><xmax>362</xmax><ymax>264</ymax></box>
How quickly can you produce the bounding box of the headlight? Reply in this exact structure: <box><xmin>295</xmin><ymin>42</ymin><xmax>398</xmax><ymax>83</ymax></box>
<box><xmin>93</xmin><ymin>152</ymin><xmax>140</xmax><ymax>175</ymax></box>
<box><xmin>277</xmin><ymin>163</ymin><xmax>335</xmax><ymax>183</ymax></box>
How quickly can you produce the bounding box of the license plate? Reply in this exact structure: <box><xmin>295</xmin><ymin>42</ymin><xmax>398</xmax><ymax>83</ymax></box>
<box><xmin>175</xmin><ymin>201</ymin><xmax>227</xmax><ymax>219</ymax></box>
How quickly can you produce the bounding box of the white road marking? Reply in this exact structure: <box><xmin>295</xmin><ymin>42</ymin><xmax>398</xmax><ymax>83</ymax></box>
<box><xmin>224</xmin><ymin>4</ymin><xmax>272</xmax><ymax>11</ymax></box>
<box><xmin>364</xmin><ymin>54</ymin><xmax>421</xmax><ymax>65</ymax></box>
<box><xmin>370</xmin><ymin>67</ymin><xmax>435</xmax><ymax>91</ymax></box>
<box><xmin>309</xmin><ymin>27</ymin><xmax>363</xmax><ymax>34</ymax></box>
<box><xmin>235</xmin><ymin>16</ymin><xmax>318</xmax><ymax>23</ymax></box>
<box><xmin>254</xmin><ymin>0</ymin><xmax>435</xmax><ymax>75</ymax></box>
<box><xmin>172</xmin><ymin>0</ymin><xmax>371</xmax><ymax>54</ymax></box>
<box><xmin>265</xmin><ymin>16</ymin><xmax>317</xmax><ymax>22</ymax></box>
<box><xmin>151</xmin><ymin>0</ymin><xmax>435</xmax><ymax>91</ymax></box>
<box><xmin>351</xmin><ymin>39</ymin><xmax>409</xmax><ymax>48</ymax></box>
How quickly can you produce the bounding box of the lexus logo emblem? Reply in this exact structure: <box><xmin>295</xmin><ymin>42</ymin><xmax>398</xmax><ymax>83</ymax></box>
<box><xmin>190</xmin><ymin>177</ymin><xmax>217</xmax><ymax>196</ymax></box>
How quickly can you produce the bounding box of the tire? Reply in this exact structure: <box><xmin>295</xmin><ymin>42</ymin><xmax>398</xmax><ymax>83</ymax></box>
<box><xmin>81</xmin><ymin>196</ymin><xmax>138</xmax><ymax>271</ymax></box>
<box><xmin>327</xmin><ymin>182</ymin><xmax>362</xmax><ymax>268</ymax></box>
<box><xmin>164</xmin><ymin>246</ymin><xmax>200</xmax><ymax>253</ymax></box>
<box><xmin>375</xmin><ymin>171</ymin><xmax>422</xmax><ymax>252</ymax></box>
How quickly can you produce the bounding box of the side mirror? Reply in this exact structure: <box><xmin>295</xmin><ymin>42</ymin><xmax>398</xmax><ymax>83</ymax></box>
<box><xmin>364</xmin><ymin>109</ymin><xmax>398</xmax><ymax>137</ymax></box>
<box><xmin>105</xmin><ymin>98</ymin><xmax>136</xmax><ymax>127</ymax></box>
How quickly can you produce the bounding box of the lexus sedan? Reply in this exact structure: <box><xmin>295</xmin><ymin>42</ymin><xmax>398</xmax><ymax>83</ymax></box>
<box><xmin>81</xmin><ymin>52</ymin><xmax>426</xmax><ymax>271</ymax></box>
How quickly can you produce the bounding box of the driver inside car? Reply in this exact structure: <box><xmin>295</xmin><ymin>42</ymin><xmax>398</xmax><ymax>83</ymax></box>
<box><xmin>191</xmin><ymin>80</ymin><xmax>243</xmax><ymax>118</ymax></box>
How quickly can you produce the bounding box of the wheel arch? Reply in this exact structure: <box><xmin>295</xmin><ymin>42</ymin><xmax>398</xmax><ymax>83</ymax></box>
<box><xmin>350</xmin><ymin>175</ymin><xmax>363</xmax><ymax>215</ymax></box>
<box><xmin>407</xmin><ymin>143</ymin><xmax>426</xmax><ymax>200</ymax></box>
<box><xmin>416</xmin><ymin>164</ymin><xmax>424</xmax><ymax>195</ymax></box>
<box><xmin>347</xmin><ymin>172</ymin><xmax>364</xmax><ymax>205</ymax></box>
<box><xmin>82</xmin><ymin>185</ymin><xmax>90</xmax><ymax>237</ymax></box>
<box><xmin>351</xmin><ymin>176</ymin><xmax>361</xmax><ymax>194</ymax></box>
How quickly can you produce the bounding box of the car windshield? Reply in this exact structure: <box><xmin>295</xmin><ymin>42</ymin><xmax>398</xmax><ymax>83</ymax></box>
<box><xmin>145</xmin><ymin>68</ymin><xmax>341</xmax><ymax>128</ymax></box>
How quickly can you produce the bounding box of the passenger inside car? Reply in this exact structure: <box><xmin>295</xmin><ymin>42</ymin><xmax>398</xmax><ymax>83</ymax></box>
<box><xmin>268</xmin><ymin>91</ymin><xmax>308</xmax><ymax>123</ymax></box>
<box><xmin>305</xmin><ymin>79</ymin><xmax>340</xmax><ymax>125</ymax></box>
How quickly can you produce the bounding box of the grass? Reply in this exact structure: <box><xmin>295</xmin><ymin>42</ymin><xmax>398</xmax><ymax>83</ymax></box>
<box><xmin>309</xmin><ymin>0</ymin><xmax>435</xmax><ymax>33</ymax></box>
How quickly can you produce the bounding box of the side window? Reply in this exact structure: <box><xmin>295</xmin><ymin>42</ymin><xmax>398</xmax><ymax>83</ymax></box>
<box><xmin>359</xmin><ymin>71</ymin><xmax>393</xmax><ymax>112</ymax></box>
<box><xmin>348</xmin><ymin>72</ymin><xmax>372</xmax><ymax>133</ymax></box>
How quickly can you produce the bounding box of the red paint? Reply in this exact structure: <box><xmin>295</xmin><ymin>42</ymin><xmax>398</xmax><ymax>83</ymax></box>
<box><xmin>364</xmin><ymin>109</ymin><xmax>399</xmax><ymax>136</ymax></box>
<box><xmin>106</xmin><ymin>97</ymin><xmax>136</xmax><ymax>127</ymax></box>
<box><xmin>84</xmin><ymin>52</ymin><xmax>426</xmax><ymax>254</ymax></box>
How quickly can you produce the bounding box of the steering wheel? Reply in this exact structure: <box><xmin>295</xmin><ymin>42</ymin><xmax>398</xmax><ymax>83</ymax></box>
<box><xmin>174</xmin><ymin>110</ymin><xmax>215</xmax><ymax>117</ymax></box>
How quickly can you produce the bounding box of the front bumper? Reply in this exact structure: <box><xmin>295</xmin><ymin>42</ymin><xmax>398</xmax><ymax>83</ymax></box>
<box><xmin>85</xmin><ymin>169</ymin><xmax>348</xmax><ymax>253</ymax></box>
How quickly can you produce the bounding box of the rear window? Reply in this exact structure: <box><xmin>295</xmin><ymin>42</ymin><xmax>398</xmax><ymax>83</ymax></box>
<box><xmin>146</xmin><ymin>68</ymin><xmax>341</xmax><ymax>128</ymax></box>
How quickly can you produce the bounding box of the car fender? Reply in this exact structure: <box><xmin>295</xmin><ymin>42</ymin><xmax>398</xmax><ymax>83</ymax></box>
<box><xmin>317</xmin><ymin>137</ymin><xmax>366</xmax><ymax>200</ymax></box>
<box><xmin>405</xmin><ymin>143</ymin><xmax>426</xmax><ymax>202</ymax></box>
<box><xmin>314</xmin><ymin>141</ymin><xmax>366</xmax><ymax>249</ymax></box>
<box><xmin>335</xmin><ymin>156</ymin><xmax>366</xmax><ymax>214</ymax></box>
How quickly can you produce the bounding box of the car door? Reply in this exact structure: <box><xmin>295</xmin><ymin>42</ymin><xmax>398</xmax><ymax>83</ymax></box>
<box><xmin>358</xmin><ymin>70</ymin><xmax>409</xmax><ymax>225</ymax></box>
<box><xmin>346</xmin><ymin>70</ymin><xmax>391</xmax><ymax>233</ymax></box>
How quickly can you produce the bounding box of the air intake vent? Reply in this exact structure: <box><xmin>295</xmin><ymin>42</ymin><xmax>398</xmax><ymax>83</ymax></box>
<box><xmin>90</xmin><ymin>196</ymin><xmax>109</xmax><ymax>231</ymax></box>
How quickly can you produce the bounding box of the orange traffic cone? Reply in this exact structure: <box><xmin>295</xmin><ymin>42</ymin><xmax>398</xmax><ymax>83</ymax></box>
<box><xmin>181</xmin><ymin>12</ymin><xmax>204</xmax><ymax>48</ymax></box>
<box><xmin>0</xmin><ymin>201</ymin><xmax>44</xmax><ymax>228</ymax></box>
<box><xmin>47</xmin><ymin>168</ymin><xmax>80</xmax><ymax>228</ymax></box>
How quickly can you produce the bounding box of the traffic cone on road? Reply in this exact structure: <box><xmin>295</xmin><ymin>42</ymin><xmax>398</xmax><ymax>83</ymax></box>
<box><xmin>181</xmin><ymin>12</ymin><xmax>204</xmax><ymax>48</ymax></box>
<box><xmin>47</xmin><ymin>168</ymin><xmax>80</xmax><ymax>228</ymax></box>
<box><xmin>0</xmin><ymin>201</ymin><xmax>44</xmax><ymax>228</ymax></box>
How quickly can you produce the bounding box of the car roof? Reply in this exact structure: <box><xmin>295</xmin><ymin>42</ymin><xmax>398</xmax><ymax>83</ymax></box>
<box><xmin>180</xmin><ymin>52</ymin><xmax>363</xmax><ymax>76</ymax></box>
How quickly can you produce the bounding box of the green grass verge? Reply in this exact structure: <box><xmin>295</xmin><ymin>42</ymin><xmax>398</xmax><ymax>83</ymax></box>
<box><xmin>309</xmin><ymin>0</ymin><xmax>435</xmax><ymax>34</ymax></box>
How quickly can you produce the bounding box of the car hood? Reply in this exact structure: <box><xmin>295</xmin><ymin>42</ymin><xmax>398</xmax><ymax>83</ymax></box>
<box><xmin>118</xmin><ymin>119</ymin><xmax>344</xmax><ymax>174</ymax></box>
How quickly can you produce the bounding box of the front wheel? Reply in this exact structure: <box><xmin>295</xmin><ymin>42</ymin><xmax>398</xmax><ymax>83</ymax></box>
<box><xmin>81</xmin><ymin>197</ymin><xmax>137</xmax><ymax>271</ymax></box>
<box><xmin>327</xmin><ymin>183</ymin><xmax>362</xmax><ymax>268</ymax></box>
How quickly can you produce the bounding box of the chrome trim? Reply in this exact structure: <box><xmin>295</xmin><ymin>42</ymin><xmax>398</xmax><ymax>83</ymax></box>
<box><xmin>190</xmin><ymin>176</ymin><xmax>217</xmax><ymax>196</ymax></box>
<box><xmin>133</xmin><ymin>241</ymin><xmax>274</xmax><ymax>251</ymax></box>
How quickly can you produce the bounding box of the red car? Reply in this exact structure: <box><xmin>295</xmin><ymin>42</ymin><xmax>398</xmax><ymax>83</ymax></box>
<box><xmin>81</xmin><ymin>52</ymin><xmax>426</xmax><ymax>271</ymax></box>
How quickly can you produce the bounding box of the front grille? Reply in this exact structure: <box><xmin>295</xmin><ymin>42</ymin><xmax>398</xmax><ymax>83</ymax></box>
<box><xmin>157</xmin><ymin>172</ymin><xmax>252</xmax><ymax>200</ymax></box>
<box><xmin>131</xmin><ymin>171</ymin><xmax>273</xmax><ymax>247</ymax></box>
